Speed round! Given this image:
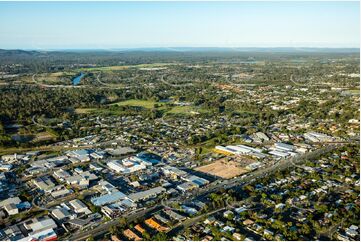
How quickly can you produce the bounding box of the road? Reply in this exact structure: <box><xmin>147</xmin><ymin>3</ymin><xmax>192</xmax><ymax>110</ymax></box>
<box><xmin>32</xmin><ymin>73</ymin><xmax>86</xmax><ymax>88</ymax></box>
<box><xmin>66</xmin><ymin>205</ymin><xmax>162</xmax><ymax>241</ymax></box>
<box><xmin>160</xmin><ymin>75</ymin><xmax>193</xmax><ymax>87</ymax></box>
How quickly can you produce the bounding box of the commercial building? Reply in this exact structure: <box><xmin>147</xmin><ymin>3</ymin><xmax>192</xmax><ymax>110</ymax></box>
<box><xmin>128</xmin><ymin>186</ymin><xmax>166</xmax><ymax>203</ymax></box>
<box><xmin>69</xmin><ymin>199</ymin><xmax>92</xmax><ymax>215</ymax></box>
<box><xmin>91</xmin><ymin>191</ymin><xmax>127</xmax><ymax>206</ymax></box>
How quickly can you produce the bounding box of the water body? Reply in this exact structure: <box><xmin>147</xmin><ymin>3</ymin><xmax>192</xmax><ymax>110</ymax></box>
<box><xmin>72</xmin><ymin>72</ymin><xmax>85</xmax><ymax>85</ymax></box>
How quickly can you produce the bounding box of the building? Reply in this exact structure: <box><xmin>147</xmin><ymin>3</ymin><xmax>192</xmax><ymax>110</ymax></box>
<box><xmin>177</xmin><ymin>182</ymin><xmax>197</xmax><ymax>192</ymax></box>
<box><xmin>107</xmin><ymin>160</ymin><xmax>125</xmax><ymax>173</ymax></box>
<box><xmin>33</xmin><ymin>176</ymin><xmax>56</xmax><ymax>193</ymax></box>
<box><xmin>67</xmin><ymin>149</ymin><xmax>91</xmax><ymax>162</ymax></box>
<box><xmin>23</xmin><ymin>228</ymin><xmax>57</xmax><ymax>241</ymax></box>
<box><xmin>68</xmin><ymin>199</ymin><xmax>92</xmax><ymax>215</ymax></box>
<box><xmin>123</xmin><ymin>229</ymin><xmax>142</xmax><ymax>241</ymax></box>
<box><xmin>4</xmin><ymin>203</ymin><xmax>18</xmax><ymax>215</ymax></box>
<box><xmin>274</xmin><ymin>142</ymin><xmax>295</xmax><ymax>152</ymax></box>
<box><xmin>24</xmin><ymin>217</ymin><xmax>57</xmax><ymax>233</ymax></box>
<box><xmin>128</xmin><ymin>186</ymin><xmax>166</xmax><ymax>203</ymax></box>
<box><xmin>162</xmin><ymin>166</ymin><xmax>187</xmax><ymax>179</ymax></box>
<box><xmin>51</xmin><ymin>208</ymin><xmax>71</xmax><ymax>221</ymax></box>
<box><xmin>91</xmin><ymin>191</ymin><xmax>127</xmax><ymax>206</ymax></box>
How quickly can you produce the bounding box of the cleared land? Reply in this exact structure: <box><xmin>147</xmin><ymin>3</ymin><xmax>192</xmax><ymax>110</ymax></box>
<box><xmin>195</xmin><ymin>158</ymin><xmax>250</xmax><ymax>179</ymax></box>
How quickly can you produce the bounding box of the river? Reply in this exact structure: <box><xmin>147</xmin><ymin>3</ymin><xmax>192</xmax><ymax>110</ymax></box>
<box><xmin>72</xmin><ymin>72</ymin><xmax>85</xmax><ymax>85</ymax></box>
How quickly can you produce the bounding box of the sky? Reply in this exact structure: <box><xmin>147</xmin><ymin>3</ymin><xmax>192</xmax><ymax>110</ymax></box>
<box><xmin>0</xmin><ymin>1</ymin><xmax>359</xmax><ymax>49</ymax></box>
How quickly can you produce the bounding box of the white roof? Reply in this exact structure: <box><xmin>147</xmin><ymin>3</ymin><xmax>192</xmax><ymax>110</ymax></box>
<box><xmin>27</xmin><ymin>218</ymin><xmax>57</xmax><ymax>232</ymax></box>
<box><xmin>0</xmin><ymin>197</ymin><xmax>21</xmax><ymax>207</ymax></box>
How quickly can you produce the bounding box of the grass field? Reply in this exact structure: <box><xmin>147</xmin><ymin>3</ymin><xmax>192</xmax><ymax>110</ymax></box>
<box><xmin>33</xmin><ymin>132</ymin><xmax>56</xmax><ymax>142</ymax></box>
<box><xmin>110</xmin><ymin>99</ymin><xmax>161</xmax><ymax>109</ymax></box>
<box><xmin>166</xmin><ymin>105</ymin><xmax>209</xmax><ymax>115</ymax></box>
<box><xmin>75</xmin><ymin>108</ymin><xmax>97</xmax><ymax>114</ymax></box>
<box><xmin>346</xmin><ymin>89</ymin><xmax>360</xmax><ymax>94</ymax></box>
<box><xmin>75</xmin><ymin>99</ymin><xmax>209</xmax><ymax>116</ymax></box>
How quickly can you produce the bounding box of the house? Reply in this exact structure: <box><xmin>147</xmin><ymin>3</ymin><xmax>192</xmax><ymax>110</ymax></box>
<box><xmin>181</xmin><ymin>205</ymin><xmax>198</xmax><ymax>216</ymax></box>
<box><xmin>134</xmin><ymin>224</ymin><xmax>145</xmax><ymax>234</ymax></box>
<box><xmin>203</xmin><ymin>216</ymin><xmax>216</xmax><ymax>225</ymax></box>
<box><xmin>123</xmin><ymin>229</ymin><xmax>142</xmax><ymax>241</ymax></box>
<box><xmin>233</xmin><ymin>233</ymin><xmax>242</xmax><ymax>240</ymax></box>
<box><xmin>243</xmin><ymin>219</ymin><xmax>254</xmax><ymax>225</ymax></box>
<box><xmin>264</xmin><ymin>229</ymin><xmax>274</xmax><ymax>236</ymax></box>
<box><xmin>223</xmin><ymin>210</ymin><xmax>234</xmax><ymax>218</ymax></box>
<box><xmin>154</xmin><ymin>214</ymin><xmax>170</xmax><ymax>224</ymax></box>
<box><xmin>345</xmin><ymin>225</ymin><xmax>359</xmax><ymax>238</ymax></box>
<box><xmin>222</xmin><ymin>226</ymin><xmax>235</xmax><ymax>233</ymax></box>
<box><xmin>163</xmin><ymin>209</ymin><xmax>186</xmax><ymax>221</ymax></box>
<box><xmin>144</xmin><ymin>218</ymin><xmax>168</xmax><ymax>232</ymax></box>
<box><xmin>275</xmin><ymin>203</ymin><xmax>286</xmax><ymax>209</ymax></box>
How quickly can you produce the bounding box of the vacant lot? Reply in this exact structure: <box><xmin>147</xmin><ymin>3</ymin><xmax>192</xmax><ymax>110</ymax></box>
<box><xmin>195</xmin><ymin>158</ymin><xmax>250</xmax><ymax>179</ymax></box>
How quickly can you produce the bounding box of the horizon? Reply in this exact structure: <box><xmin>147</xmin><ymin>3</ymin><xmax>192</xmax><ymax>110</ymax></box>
<box><xmin>0</xmin><ymin>1</ymin><xmax>359</xmax><ymax>49</ymax></box>
<box><xmin>1</xmin><ymin>47</ymin><xmax>360</xmax><ymax>52</ymax></box>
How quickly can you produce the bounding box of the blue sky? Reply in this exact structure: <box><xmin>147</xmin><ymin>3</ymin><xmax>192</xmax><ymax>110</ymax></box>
<box><xmin>0</xmin><ymin>1</ymin><xmax>359</xmax><ymax>49</ymax></box>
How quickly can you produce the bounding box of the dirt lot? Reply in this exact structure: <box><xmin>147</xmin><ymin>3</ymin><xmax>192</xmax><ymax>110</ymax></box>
<box><xmin>195</xmin><ymin>157</ymin><xmax>252</xmax><ymax>179</ymax></box>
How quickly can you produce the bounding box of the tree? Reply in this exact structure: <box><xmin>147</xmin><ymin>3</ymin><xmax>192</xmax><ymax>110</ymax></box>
<box><xmin>152</xmin><ymin>232</ymin><xmax>168</xmax><ymax>241</ymax></box>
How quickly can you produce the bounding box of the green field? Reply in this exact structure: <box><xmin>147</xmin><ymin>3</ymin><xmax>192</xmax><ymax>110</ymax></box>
<box><xmin>110</xmin><ymin>99</ymin><xmax>161</xmax><ymax>109</ymax></box>
<box><xmin>166</xmin><ymin>105</ymin><xmax>208</xmax><ymax>115</ymax></box>
<box><xmin>75</xmin><ymin>99</ymin><xmax>209</xmax><ymax>116</ymax></box>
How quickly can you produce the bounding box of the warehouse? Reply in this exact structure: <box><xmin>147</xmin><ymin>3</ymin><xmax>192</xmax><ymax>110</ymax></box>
<box><xmin>91</xmin><ymin>191</ymin><xmax>127</xmax><ymax>206</ymax></box>
<box><xmin>128</xmin><ymin>186</ymin><xmax>166</xmax><ymax>203</ymax></box>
